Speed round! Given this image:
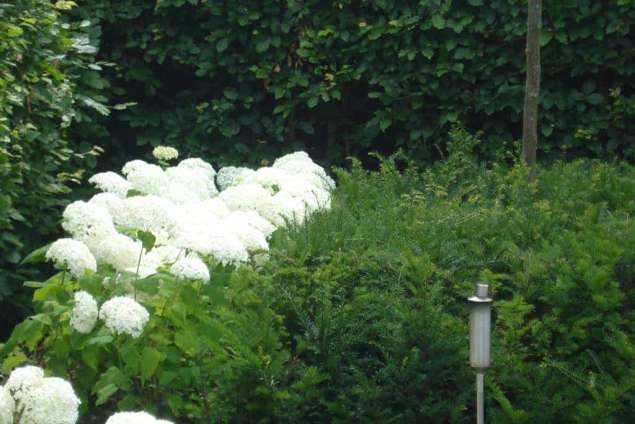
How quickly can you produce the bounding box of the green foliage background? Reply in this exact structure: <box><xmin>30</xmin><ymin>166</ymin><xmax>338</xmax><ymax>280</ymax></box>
<box><xmin>77</xmin><ymin>0</ymin><xmax>635</xmax><ymax>165</ymax></box>
<box><xmin>0</xmin><ymin>0</ymin><xmax>108</xmax><ymax>336</ymax></box>
<box><xmin>1</xmin><ymin>0</ymin><xmax>635</xmax><ymax>420</ymax></box>
<box><xmin>3</xmin><ymin>138</ymin><xmax>634</xmax><ymax>421</ymax></box>
<box><xmin>3</xmin><ymin>0</ymin><xmax>635</xmax><ymax>326</ymax></box>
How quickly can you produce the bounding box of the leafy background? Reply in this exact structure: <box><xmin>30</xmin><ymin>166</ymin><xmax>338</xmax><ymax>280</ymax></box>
<box><xmin>3</xmin><ymin>0</ymin><xmax>635</xmax><ymax>347</ymax></box>
<box><xmin>78</xmin><ymin>0</ymin><xmax>635</xmax><ymax>166</ymax></box>
<box><xmin>1</xmin><ymin>1</ymin><xmax>635</xmax><ymax>420</ymax></box>
<box><xmin>0</xmin><ymin>0</ymin><xmax>108</xmax><ymax>335</ymax></box>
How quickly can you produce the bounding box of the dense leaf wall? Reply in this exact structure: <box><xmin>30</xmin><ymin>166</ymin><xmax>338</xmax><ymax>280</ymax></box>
<box><xmin>79</xmin><ymin>0</ymin><xmax>635</xmax><ymax>166</ymax></box>
<box><xmin>0</xmin><ymin>0</ymin><xmax>106</xmax><ymax>335</ymax></box>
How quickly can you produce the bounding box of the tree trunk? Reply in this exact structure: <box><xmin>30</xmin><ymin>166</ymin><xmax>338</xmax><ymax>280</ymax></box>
<box><xmin>522</xmin><ymin>0</ymin><xmax>542</xmax><ymax>180</ymax></box>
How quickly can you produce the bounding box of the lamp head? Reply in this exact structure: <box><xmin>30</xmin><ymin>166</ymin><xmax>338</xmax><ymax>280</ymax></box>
<box><xmin>468</xmin><ymin>283</ymin><xmax>492</xmax><ymax>369</ymax></box>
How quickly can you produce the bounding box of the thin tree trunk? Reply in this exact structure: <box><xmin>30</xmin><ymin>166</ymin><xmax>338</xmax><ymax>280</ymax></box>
<box><xmin>522</xmin><ymin>0</ymin><xmax>542</xmax><ymax>180</ymax></box>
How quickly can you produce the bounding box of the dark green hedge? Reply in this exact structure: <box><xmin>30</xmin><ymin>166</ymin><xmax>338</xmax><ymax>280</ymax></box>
<box><xmin>261</xmin><ymin>140</ymin><xmax>635</xmax><ymax>422</ymax></box>
<box><xmin>78</xmin><ymin>0</ymin><xmax>635</xmax><ymax>166</ymax></box>
<box><xmin>0</xmin><ymin>0</ymin><xmax>107</xmax><ymax>337</ymax></box>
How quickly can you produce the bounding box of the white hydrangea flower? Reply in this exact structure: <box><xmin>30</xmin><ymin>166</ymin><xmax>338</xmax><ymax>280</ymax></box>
<box><xmin>0</xmin><ymin>386</ymin><xmax>15</xmax><ymax>424</ymax></box>
<box><xmin>99</xmin><ymin>296</ymin><xmax>149</xmax><ymax>338</ymax></box>
<box><xmin>62</xmin><ymin>201</ymin><xmax>116</xmax><ymax>241</ymax></box>
<box><xmin>177</xmin><ymin>157</ymin><xmax>216</xmax><ymax>177</ymax></box>
<box><xmin>152</xmin><ymin>146</ymin><xmax>179</xmax><ymax>161</ymax></box>
<box><xmin>4</xmin><ymin>366</ymin><xmax>45</xmax><ymax>404</ymax></box>
<box><xmin>69</xmin><ymin>291</ymin><xmax>98</xmax><ymax>334</ymax></box>
<box><xmin>272</xmin><ymin>151</ymin><xmax>311</xmax><ymax>167</ymax></box>
<box><xmin>143</xmin><ymin>245</ymin><xmax>182</xmax><ymax>267</ymax></box>
<box><xmin>295</xmin><ymin>171</ymin><xmax>336</xmax><ymax>191</ymax></box>
<box><xmin>170</xmin><ymin>255</ymin><xmax>210</xmax><ymax>282</ymax></box>
<box><xmin>126</xmin><ymin>265</ymin><xmax>157</xmax><ymax>279</ymax></box>
<box><xmin>106</xmin><ymin>411</ymin><xmax>172</xmax><ymax>424</ymax></box>
<box><xmin>271</xmin><ymin>163</ymin><xmax>334</xmax><ymax>192</ymax></box>
<box><xmin>122</xmin><ymin>160</ymin><xmax>169</xmax><ymax>196</ymax></box>
<box><xmin>259</xmin><ymin>192</ymin><xmax>308</xmax><ymax>226</ymax></box>
<box><xmin>166</xmin><ymin>166</ymin><xmax>218</xmax><ymax>199</ymax></box>
<box><xmin>88</xmin><ymin>192</ymin><xmax>125</xmax><ymax>217</ymax></box>
<box><xmin>200</xmin><ymin>197</ymin><xmax>232</xmax><ymax>219</ymax></box>
<box><xmin>163</xmin><ymin>182</ymin><xmax>202</xmax><ymax>205</ymax></box>
<box><xmin>218</xmin><ymin>183</ymin><xmax>273</xmax><ymax>214</ymax></box>
<box><xmin>84</xmin><ymin>233</ymin><xmax>141</xmax><ymax>271</ymax></box>
<box><xmin>19</xmin><ymin>377</ymin><xmax>80</xmax><ymax>424</ymax></box>
<box><xmin>229</xmin><ymin>210</ymin><xmax>276</xmax><ymax>238</ymax></box>
<box><xmin>241</xmin><ymin>167</ymin><xmax>294</xmax><ymax>194</ymax></box>
<box><xmin>204</xmin><ymin>232</ymin><xmax>250</xmax><ymax>266</ymax></box>
<box><xmin>169</xmin><ymin>205</ymin><xmax>250</xmax><ymax>265</ymax></box>
<box><xmin>121</xmin><ymin>159</ymin><xmax>148</xmax><ymax>176</ymax></box>
<box><xmin>223</xmin><ymin>214</ymin><xmax>269</xmax><ymax>252</ymax></box>
<box><xmin>46</xmin><ymin>238</ymin><xmax>97</xmax><ymax>279</ymax></box>
<box><xmin>57</xmin><ymin>150</ymin><xmax>333</xmax><ymax>273</ymax></box>
<box><xmin>273</xmin><ymin>152</ymin><xmax>335</xmax><ymax>190</ymax></box>
<box><xmin>172</xmin><ymin>226</ymin><xmax>248</xmax><ymax>266</ymax></box>
<box><xmin>279</xmin><ymin>180</ymin><xmax>331</xmax><ymax>213</ymax></box>
<box><xmin>88</xmin><ymin>171</ymin><xmax>132</xmax><ymax>198</ymax></box>
<box><xmin>216</xmin><ymin>166</ymin><xmax>255</xmax><ymax>190</ymax></box>
<box><xmin>115</xmin><ymin>196</ymin><xmax>179</xmax><ymax>244</ymax></box>
<box><xmin>171</xmin><ymin>202</ymin><xmax>222</xmax><ymax>231</ymax></box>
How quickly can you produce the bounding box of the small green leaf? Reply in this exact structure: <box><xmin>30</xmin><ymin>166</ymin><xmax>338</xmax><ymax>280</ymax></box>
<box><xmin>3</xmin><ymin>352</ymin><xmax>27</xmax><ymax>371</ymax></box>
<box><xmin>136</xmin><ymin>230</ymin><xmax>156</xmax><ymax>252</ymax></box>
<box><xmin>431</xmin><ymin>15</ymin><xmax>446</xmax><ymax>29</ymax></box>
<box><xmin>540</xmin><ymin>31</ymin><xmax>553</xmax><ymax>47</ymax></box>
<box><xmin>224</xmin><ymin>89</ymin><xmax>239</xmax><ymax>100</ymax></box>
<box><xmin>113</xmin><ymin>102</ymin><xmax>138</xmax><ymax>110</ymax></box>
<box><xmin>307</xmin><ymin>97</ymin><xmax>319</xmax><ymax>108</ymax></box>
<box><xmin>216</xmin><ymin>37</ymin><xmax>229</xmax><ymax>52</ymax></box>
<box><xmin>86</xmin><ymin>335</ymin><xmax>114</xmax><ymax>346</ymax></box>
<box><xmin>134</xmin><ymin>276</ymin><xmax>160</xmax><ymax>294</ymax></box>
<box><xmin>141</xmin><ymin>347</ymin><xmax>162</xmax><ymax>380</ymax></box>
<box><xmin>379</xmin><ymin>117</ymin><xmax>391</xmax><ymax>132</ymax></box>
<box><xmin>21</xmin><ymin>244</ymin><xmax>51</xmax><ymax>265</ymax></box>
<box><xmin>95</xmin><ymin>383</ymin><xmax>118</xmax><ymax>406</ymax></box>
<box><xmin>7</xmin><ymin>25</ymin><xmax>23</xmax><ymax>37</ymax></box>
<box><xmin>81</xmin><ymin>345</ymin><xmax>100</xmax><ymax>371</ymax></box>
<box><xmin>588</xmin><ymin>93</ymin><xmax>604</xmax><ymax>105</ymax></box>
<box><xmin>175</xmin><ymin>332</ymin><xmax>201</xmax><ymax>356</ymax></box>
<box><xmin>126</xmin><ymin>189</ymin><xmax>144</xmax><ymax>197</ymax></box>
<box><xmin>23</xmin><ymin>281</ymin><xmax>46</xmax><ymax>288</ymax></box>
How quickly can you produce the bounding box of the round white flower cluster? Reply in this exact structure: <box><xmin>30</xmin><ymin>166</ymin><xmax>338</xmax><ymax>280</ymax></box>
<box><xmin>2</xmin><ymin>366</ymin><xmax>80</xmax><ymax>424</ymax></box>
<box><xmin>106</xmin><ymin>411</ymin><xmax>174</xmax><ymax>424</ymax></box>
<box><xmin>0</xmin><ymin>386</ymin><xmax>14</xmax><ymax>424</ymax></box>
<box><xmin>99</xmin><ymin>296</ymin><xmax>150</xmax><ymax>338</ymax></box>
<box><xmin>170</xmin><ymin>254</ymin><xmax>210</xmax><ymax>282</ymax></box>
<box><xmin>88</xmin><ymin>171</ymin><xmax>132</xmax><ymax>198</ymax></box>
<box><xmin>69</xmin><ymin>291</ymin><xmax>99</xmax><ymax>333</ymax></box>
<box><xmin>51</xmin><ymin>149</ymin><xmax>332</xmax><ymax>282</ymax></box>
<box><xmin>152</xmin><ymin>145</ymin><xmax>179</xmax><ymax>161</ymax></box>
<box><xmin>45</xmin><ymin>238</ymin><xmax>96</xmax><ymax>279</ymax></box>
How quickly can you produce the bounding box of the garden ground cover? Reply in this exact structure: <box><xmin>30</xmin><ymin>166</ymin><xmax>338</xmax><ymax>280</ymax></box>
<box><xmin>261</xmin><ymin>136</ymin><xmax>635</xmax><ymax>422</ymax></box>
<box><xmin>2</xmin><ymin>131</ymin><xmax>635</xmax><ymax>422</ymax></box>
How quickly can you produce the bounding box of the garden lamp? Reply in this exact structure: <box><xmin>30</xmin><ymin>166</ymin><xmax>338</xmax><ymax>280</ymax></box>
<box><xmin>468</xmin><ymin>283</ymin><xmax>492</xmax><ymax>424</ymax></box>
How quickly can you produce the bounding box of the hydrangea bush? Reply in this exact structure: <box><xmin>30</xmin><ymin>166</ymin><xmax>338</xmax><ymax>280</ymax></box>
<box><xmin>0</xmin><ymin>149</ymin><xmax>334</xmax><ymax>422</ymax></box>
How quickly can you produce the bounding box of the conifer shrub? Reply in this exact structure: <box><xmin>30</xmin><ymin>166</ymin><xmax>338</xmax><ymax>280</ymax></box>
<box><xmin>2</xmin><ymin>130</ymin><xmax>634</xmax><ymax>422</ymax></box>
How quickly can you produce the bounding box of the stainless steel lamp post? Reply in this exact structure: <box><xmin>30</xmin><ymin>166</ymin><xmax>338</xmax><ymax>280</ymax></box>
<box><xmin>468</xmin><ymin>283</ymin><xmax>493</xmax><ymax>424</ymax></box>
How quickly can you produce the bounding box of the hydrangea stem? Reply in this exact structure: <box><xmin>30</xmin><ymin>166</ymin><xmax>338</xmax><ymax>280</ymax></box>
<box><xmin>134</xmin><ymin>247</ymin><xmax>145</xmax><ymax>300</ymax></box>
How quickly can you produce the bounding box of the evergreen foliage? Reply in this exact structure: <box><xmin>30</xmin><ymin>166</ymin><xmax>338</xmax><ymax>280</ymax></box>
<box><xmin>3</xmin><ymin>131</ymin><xmax>634</xmax><ymax>421</ymax></box>
<box><xmin>0</xmin><ymin>0</ymin><xmax>108</xmax><ymax>337</ymax></box>
<box><xmin>75</xmin><ymin>0</ymin><xmax>635</xmax><ymax>165</ymax></box>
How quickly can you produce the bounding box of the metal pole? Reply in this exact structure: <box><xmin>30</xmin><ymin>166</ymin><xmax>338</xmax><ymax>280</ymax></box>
<box><xmin>476</xmin><ymin>370</ymin><xmax>485</xmax><ymax>424</ymax></box>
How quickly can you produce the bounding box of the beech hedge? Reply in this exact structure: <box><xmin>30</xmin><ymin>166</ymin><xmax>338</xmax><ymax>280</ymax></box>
<box><xmin>76</xmin><ymin>0</ymin><xmax>635</xmax><ymax>165</ymax></box>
